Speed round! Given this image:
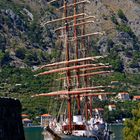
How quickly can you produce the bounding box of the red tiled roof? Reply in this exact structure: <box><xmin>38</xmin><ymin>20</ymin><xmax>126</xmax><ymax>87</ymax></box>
<box><xmin>108</xmin><ymin>104</ymin><xmax>116</xmax><ymax>107</ymax></box>
<box><xmin>119</xmin><ymin>92</ymin><xmax>129</xmax><ymax>94</ymax></box>
<box><xmin>22</xmin><ymin>118</ymin><xmax>31</xmax><ymax>121</ymax></box>
<box><xmin>94</xmin><ymin>108</ymin><xmax>104</xmax><ymax>111</ymax></box>
<box><xmin>21</xmin><ymin>114</ymin><xmax>29</xmax><ymax>117</ymax></box>
<box><xmin>133</xmin><ymin>96</ymin><xmax>140</xmax><ymax>99</ymax></box>
<box><xmin>41</xmin><ymin>114</ymin><xmax>51</xmax><ymax>117</ymax></box>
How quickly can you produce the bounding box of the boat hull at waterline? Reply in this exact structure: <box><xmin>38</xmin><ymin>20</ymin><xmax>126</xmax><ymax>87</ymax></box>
<box><xmin>43</xmin><ymin>126</ymin><xmax>110</xmax><ymax>140</ymax></box>
<box><xmin>43</xmin><ymin>131</ymin><xmax>99</xmax><ymax>140</ymax></box>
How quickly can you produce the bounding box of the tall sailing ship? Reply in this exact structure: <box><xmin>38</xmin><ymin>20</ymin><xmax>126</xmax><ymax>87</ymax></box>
<box><xmin>32</xmin><ymin>0</ymin><xmax>115</xmax><ymax>139</ymax></box>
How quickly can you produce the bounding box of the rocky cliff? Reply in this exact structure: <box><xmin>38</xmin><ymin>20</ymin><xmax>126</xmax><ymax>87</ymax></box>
<box><xmin>0</xmin><ymin>0</ymin><xmax>58</xmax><ymax>68</ymax></box>
<box><xmin>0</xmin><ymin>0</ymin><xmax>140</xmax><ymax>73</ymax></box>
<box><xmin>85</xmin><ymin>0</ymin><xmax>140</xmax><ymax>73</ymax></box>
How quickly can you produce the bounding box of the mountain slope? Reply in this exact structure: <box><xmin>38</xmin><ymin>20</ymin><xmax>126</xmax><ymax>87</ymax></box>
<box><xmin>0</xmin><ymin>0</ymin><xmax>59</xmax><ymax>67</ymax></box>
<box><xmin>0</xmin><ymin>0</ymin><xmax>140</xmax><ymax>73</ymax></box>
<box><xmin>85</xmin><ymin>0</ymin><xmax>140</xmax><ymax>73</ymax></box>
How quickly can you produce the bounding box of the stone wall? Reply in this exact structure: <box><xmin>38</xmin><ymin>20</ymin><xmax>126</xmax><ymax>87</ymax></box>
<box><xmin>0</xmin><ymin>98</ymin><xmax>25</xmax><ymax>140</ymax></box>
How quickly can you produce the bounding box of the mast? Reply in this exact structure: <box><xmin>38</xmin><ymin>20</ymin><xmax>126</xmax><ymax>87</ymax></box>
<box><xmin>81</xmin><ymin>1</ymin><xmax>90</xmax><ymax>120</ymax></box>
<box><xmin>73</xmin><ymin>0</ymin><xmax>81</xmax><ymax>115</ymax></box>
<box><xmin>63</xmin><ymin>0</ymin><xmax>72</xmax><ymax>133</ymax></box>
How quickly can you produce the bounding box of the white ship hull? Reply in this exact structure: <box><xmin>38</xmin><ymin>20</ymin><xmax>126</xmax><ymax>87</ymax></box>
<box><xmin>43</xmin><ymin>131</ymin><xmax>103</xmax><ymax>140</ymax></box>
<box><xmin>43</xmin><ymin>125</ymin><xmax>111</xmax><ymax>140</ymax></box>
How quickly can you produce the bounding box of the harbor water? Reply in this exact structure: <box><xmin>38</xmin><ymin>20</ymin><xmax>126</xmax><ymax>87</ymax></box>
<box><xmin>109</xmin><ymin>124</ymin><xmax>124</xmax><ymax>140</ymax></box>
<box><xmin>24</xmin><ymin>127</ymin><xmax>43</xmax><ymax>140</ymax></box>
<box><xmin>24</xmin><ymin>124</ymin><xmax>123</xmax><ymax>140</ymax></box>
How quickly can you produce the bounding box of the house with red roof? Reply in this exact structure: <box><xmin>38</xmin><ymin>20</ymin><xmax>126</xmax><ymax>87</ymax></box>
<box><xmin>108</xmin><ymin>104</ymin><xmax>116</xmax><ymax>111</ymax></box>
<box><xmin>133</xmin><ymin>96</ymin><xmax>140</xmax><ymax>101</ymax></box>
<box><xmin>98</xmin><ymin>94</ymin><xmax>107</xmax><ymax>101</ymax></box>
<box><xmin>41</xmin><ymin>114</ymin><xmax>52</xmax><ymax>126</ymax></box>
<box><xmin>21</xmin><ymin>114</ymin><xmax>29</xmax><ymax>118</ymax></box>
<box><xmin>94</xmin><ymin>108</ymin><xmax>104</xmax><ymax>115</ymax></box>
<box><xmin>22</xmin><ymin>118</ymin><xmax>32</xmax><ymax>127</ymax></box>
<box><xmin>117</xmin><ymin>92</ymin><xmax>130</xmax><ymax>101</ymax></box>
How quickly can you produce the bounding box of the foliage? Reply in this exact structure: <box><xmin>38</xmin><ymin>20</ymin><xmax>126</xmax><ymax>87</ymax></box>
<box><xmin>0</xmin><ymin>34</ymin><xmax>6</xmax><ymax>48</ymax></box>
<box><xmin>107</xmin><ymin>39</ymin><xmax>114</xmax><ymax>48</ymax></box>
<box><xmin>123</xmin><ymin>103</ymin><xmax>140</xmax><ymax>140</ymax></box>
<box><xmin>0</xmin><ymin>66</ymin><xmax>140</xmax><ymax>122</ymax></box>
<box><xmin>0</xmin><ymin>0</ymin><xmax>20</xmax><ymax>12</ymax></box>
<box><xmin>28</xmin><ymin>22</ymin><xmax>44</xmax><ymax>45</ymax></box>
<box><xmin>116</xmin><ymin>23</ymin><xmax>134</xmax><ymax>37</ymax></box>
<box><xmin>0</xmin><ymin>66</ymin><xmax>57</xmax><ymax>118</ymax></box>
<box><xmin>111</xmin><ymin>15</ymin><xmax>118</xmax><ymax>24</ymax></box>
<box><xmin>50</xmin><ymin>49</ymin><xmax>61</xmax><ymax>60</ymax></box>
<box><xmin>1</xmin><ymin>52</ymin><xmax>11</xmax><ymax>65</ymax></box>
<box><xmin>15</xmin><ymin>47</ymin><xmax>26</xmax><ymax>59</ymax></box>
<box><xmin>103</xmin><ymin>101</ymin><xmax>137</xmax><ymax>123</ymax></box>
<box><xmin>106</xmin><ymin>53</ymin><xmax>124</xmax><ymax>72</ymax></box>
<box><xmin>0</xmin><ymin>67</ymin><xmax>52</xmax><ymax>93</ymax></box>
<box><xmin>117</xmin><ymin>9</ymin><xmax>128</xmax><ymax>22</ymax></box>
<box><xmin>0</xmin><ymin>50</ymin><xmax>4</xmax><ymax>65</ymax></box>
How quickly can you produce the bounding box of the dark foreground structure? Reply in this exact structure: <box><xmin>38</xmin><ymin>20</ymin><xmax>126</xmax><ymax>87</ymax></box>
<box><xmin>0</xmin><ymin>98</ymin><xmax>25</xmax><ymax>140</ymax></box>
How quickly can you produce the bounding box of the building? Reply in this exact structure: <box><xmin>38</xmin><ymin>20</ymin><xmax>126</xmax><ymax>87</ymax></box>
<box><xmin>108</xmin><ymin>104</ymin><xmax>116</xmax><ymax>111</ymax></box>
<box><xmin>94</xmin><ymin>108</ymin><xmax>104</xmax><ymax>115</ymax></box>
<box><xmin>111</xmin><ymin>81</ymin><xmax>120</xmax><ymax>85</ymax></box>
<box><xmin>21</xmin><ymin>114</ymin><xmax>32</xmax><ymax>127</ymax></box>
<box><xmin>22</xmin><ymin>118</ymin><xmax>32</xmax><ymax>127</ymax></box>
<box><xmin>41</xmin><ymin>114</ymin><xmax>52</xmax><ymax>126</ymax></box>
<box><xmin>98</xmin><ymin>94</ymin><xmax>107</xmax><ymax>101</ymax></box>
<box><xmin>117</xmin><ymin>92</ymin><xmax>130</xmax><ymax>101</ymax></box>
<box><xmin>133</xmin><ymin>96</ymin><xmax>140</xmax><ymax>101</ymax></box>
<box><xmin>21</xmin><ymin>114</ymin><xmax>29</xmax><ymax>118</ymax></box>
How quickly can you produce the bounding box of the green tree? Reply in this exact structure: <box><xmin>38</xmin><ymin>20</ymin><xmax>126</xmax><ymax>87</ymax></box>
<box><xmin>117</xmin><ymin>9</ymin><xmax>128</xmax><ymax>22</ymax></box>
<box><xmin>111</xmin><ymin>15</ymin><xmax>118</xmax><ymax>24</ymax></box>
<box><xmin>15</xmin><ymin>48</ymin><xmax>26</xmax><ymax>59</ymax></box>
<box><xmin>0</xmin><ymin>51</ymin><xmax>4</xmax><ymax>66</ymax></box>
<box><xmin>123</xmin><ymin>103</ymin><xmax>140</xmax><ymax>140</ymax></box>
<box><xmin>116</xmin><ymin>23</ymin><xmax>133</xmax><ymax>37</ymax></box>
